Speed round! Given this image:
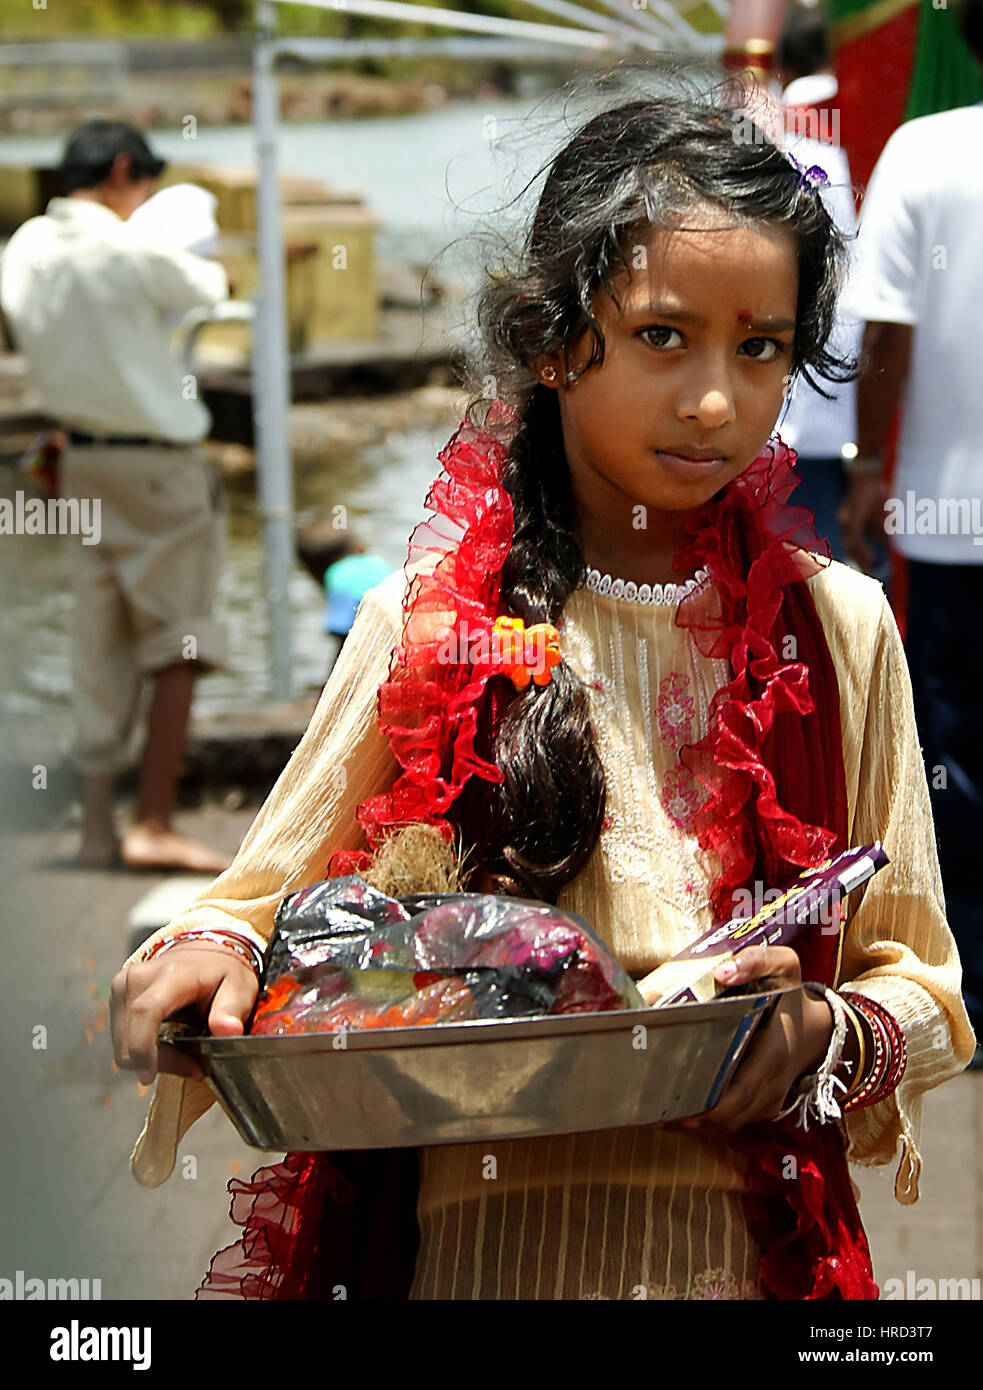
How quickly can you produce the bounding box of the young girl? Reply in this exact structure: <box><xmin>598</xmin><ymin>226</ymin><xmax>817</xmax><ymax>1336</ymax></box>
<box><xmin>110</xmin><ymin>85</ymin><xmax>975</xmax><ymax>1301</ymax></box>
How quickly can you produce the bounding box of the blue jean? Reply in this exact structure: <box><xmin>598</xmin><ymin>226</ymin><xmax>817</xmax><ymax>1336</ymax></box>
<box><xmin>789</xmin><ymin>455</ymin><xmax>849</xmax><ymax>563</ymax></box>
<box><xmin>790</xmin><ymin>454</ymin><xmax>891</xmax><ymax>582</ymax></box>
<box><xmin>905</xmin><ymin>559</ymin><xmax>983</xmax><ymax>1037</ymax></box>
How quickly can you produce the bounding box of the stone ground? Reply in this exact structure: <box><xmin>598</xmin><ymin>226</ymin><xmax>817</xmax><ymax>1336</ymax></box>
<box><xmin>2</xmin><ymin>801</ymin><xmax>980</xmax><ymax>1301</ymax></box>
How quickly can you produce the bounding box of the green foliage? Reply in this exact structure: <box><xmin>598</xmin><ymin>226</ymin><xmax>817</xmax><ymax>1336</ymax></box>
<box><xmin>0</xmin><ymin>0</ymin><xmax>722</xmax><ymax>45</ymax></box>
<box><xmin>0</xmin><ymin>0</ymin><xmax>219</xmax><ymax>38</ymax></box>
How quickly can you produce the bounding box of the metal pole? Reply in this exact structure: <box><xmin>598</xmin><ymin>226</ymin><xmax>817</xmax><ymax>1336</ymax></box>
<box><xmin>253</xmin><ymin>0</ymin><xmax>294</xmax><ymax>703</ymax></box>
<box><xmin>271</xmin><ymin>0</ymin><xmax>616</xmax><ymax>50</ymax></box>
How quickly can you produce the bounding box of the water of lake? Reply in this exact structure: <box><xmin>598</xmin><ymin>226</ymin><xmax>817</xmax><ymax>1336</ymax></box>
<box><xmin>0</xmin><ymin>94</ymin><xmax>564</xmax><ymax>277</ymax></box>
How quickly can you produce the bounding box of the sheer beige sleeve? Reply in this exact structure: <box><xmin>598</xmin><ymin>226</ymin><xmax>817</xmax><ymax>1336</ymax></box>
<box><xmin>834</xmin><ymin>589</ymin><xmax>977</xmax><ymax>1203</ymax></box>
<box><xmin>126</xmin><ymin>570</ymin><xmax>407</xmax><ymax>1186</ymax></box>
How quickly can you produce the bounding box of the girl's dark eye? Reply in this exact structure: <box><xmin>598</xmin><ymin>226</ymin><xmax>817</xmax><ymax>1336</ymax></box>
<box><xmin>639</xmin><ymin>326</ymin><xmax>682</xmax><ymax>349</ymax></box>
<box><xmin>740</xmin><ymin>338</ymin><xmax>785</xmax><ymax>362</ymax></box>
<box><xmin>639</xmin><ymin>327</ymin><xmax>788</xmax><ymax>362</ymax></box>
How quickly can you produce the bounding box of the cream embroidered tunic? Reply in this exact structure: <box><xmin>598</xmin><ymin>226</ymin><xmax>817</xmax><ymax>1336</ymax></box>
<box><xmin>125</xmin><ymin>558</ymin><xmax>976</xmax><ymax>1300</ymax></box>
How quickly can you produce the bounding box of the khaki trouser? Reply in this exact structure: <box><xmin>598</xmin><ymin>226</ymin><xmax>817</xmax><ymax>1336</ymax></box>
<box><xmin>60</xmin><ymin>442</ymin><xmax>228</xmax><ymax>777</ymax></box>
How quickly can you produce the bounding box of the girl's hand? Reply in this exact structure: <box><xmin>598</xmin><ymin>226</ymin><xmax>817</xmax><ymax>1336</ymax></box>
<box><xmin>110</xmin><ymin>943</ymin><xmax>259</xmax><ymax>1087</ymax></box>
<box><xmin>672</xmin><ymin>946</ymin><xmax>833</xmax><ymax>1137</ymax></box>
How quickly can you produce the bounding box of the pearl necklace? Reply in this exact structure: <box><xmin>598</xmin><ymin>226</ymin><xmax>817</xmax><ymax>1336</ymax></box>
<box><xmin>584</xmin><ymin>565</ymin><xmax>710</xmax><ymax>606</ymax></box>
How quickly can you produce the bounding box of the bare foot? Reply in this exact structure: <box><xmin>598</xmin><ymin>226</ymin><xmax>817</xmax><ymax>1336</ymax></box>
<box><xmin>120</xmin><ymin>823</ymin><xmax>234</xmax><ymax>874</ymax></box>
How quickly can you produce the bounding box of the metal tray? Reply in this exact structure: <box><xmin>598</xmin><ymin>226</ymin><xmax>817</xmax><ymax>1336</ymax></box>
<box><xmin>168</xmin><ymin>988</ymin><xmax>788</xmax><ymax>1152</ymax></box>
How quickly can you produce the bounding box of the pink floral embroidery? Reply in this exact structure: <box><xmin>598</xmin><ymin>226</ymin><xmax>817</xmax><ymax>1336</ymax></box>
<box><xmin>656</xmin><ymin>672</ymin><xmax>695</xmax><ymax>752</ymax></box>
<box><xmin>661</xmin><ymin>765</ymin><xmax>703</xmax><ymax>831</ymax></box>
<box><xmin>691</xmin><ymin>1271</ymin><xmax>741</xmax><ymax>1300</ymax></box>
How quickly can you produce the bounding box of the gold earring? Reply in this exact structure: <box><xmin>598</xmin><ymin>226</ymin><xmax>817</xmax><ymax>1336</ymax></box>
<box><xmin>540</xmin><ymin>366</ymin><xmax>559</xmax><ymax>384</ymax></box>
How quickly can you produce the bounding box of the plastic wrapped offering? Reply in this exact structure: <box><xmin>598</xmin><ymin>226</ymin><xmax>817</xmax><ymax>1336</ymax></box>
<box><xmin>637</xmin><ymin>843</ymin><xmax>889</xmax><ymax>1007</ymax></box>
<box><xmin>249</xmin><ymin>877</ymin><xmax>646</xmax><ymax>1035</ymax></box>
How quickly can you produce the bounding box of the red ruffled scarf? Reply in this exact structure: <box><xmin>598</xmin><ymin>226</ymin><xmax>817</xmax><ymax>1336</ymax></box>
<box><xmin>199</xmin><ymin>401</ymin><xmax>877</xmax><ymax>1301</ymax></box>
<box><xmin>328</xmin><ymin>402</ymin><xmax>516</xmax><ymax>877</ymax></box>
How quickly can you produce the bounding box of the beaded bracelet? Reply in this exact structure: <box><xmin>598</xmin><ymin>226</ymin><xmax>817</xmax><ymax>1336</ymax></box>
<box><xmin>840</xmin><ymin>992</ymin><xmax>907</xmax><ymax>1110</ymax></box>
<box><xmin>138</xmin><ymin>928</ymin><xmax>265</xmax><ymax>979</ymax></box>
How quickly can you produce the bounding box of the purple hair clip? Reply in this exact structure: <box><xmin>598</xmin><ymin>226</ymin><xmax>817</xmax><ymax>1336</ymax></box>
<box><xmin>787</xmin><ymin>152</ymin><xmax>830</xmax><ymax>192</ymax></box>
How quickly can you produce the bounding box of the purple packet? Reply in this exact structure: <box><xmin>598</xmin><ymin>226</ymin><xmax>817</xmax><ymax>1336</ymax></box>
<box><xmin>638</xmin><ymin>843</ymin><xmax>889</xmax><ymax>1007</ymax></box>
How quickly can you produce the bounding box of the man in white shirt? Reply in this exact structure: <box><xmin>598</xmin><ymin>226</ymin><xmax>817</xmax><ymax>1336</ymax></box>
<box><xmin>838</xmin><ymin>0</ymin><xmax>983</xmax><ymax>1059</ymax></box>
<box><xmin>775</xmin><ymin>6</ymin><xmax>865</xmax><ymax>568</ymax></box>
<box><xmin>1</xmin><ymin>121</ymin><xmax>233</xmax><ymax>873</ymax></box>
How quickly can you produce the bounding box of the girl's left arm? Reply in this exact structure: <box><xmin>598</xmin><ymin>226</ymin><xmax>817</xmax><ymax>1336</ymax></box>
<box><xmin>835</xmin><ymin>590</ymin><xmax>977</xmax><ymax>1202</ymax></box>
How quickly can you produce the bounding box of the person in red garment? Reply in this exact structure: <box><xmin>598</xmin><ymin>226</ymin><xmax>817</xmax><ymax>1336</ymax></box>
<box><xmin>111</xmin><ymin>82</ymin><xmax>974</xmax><ymax>1300</ymax></box>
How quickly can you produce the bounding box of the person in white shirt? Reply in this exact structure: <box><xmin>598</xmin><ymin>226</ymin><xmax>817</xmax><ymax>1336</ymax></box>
<box><xmin>127</xmin><ymin>181</ymin><xmax>220</xmax><ymax>260</ymax></box>
<box><xmin>774</xmin><ymin>6</ymin><xmax>866</xmax><ymax>569</ymax></box>
<box><xmin>837</xmin><ymin>0</ymin><xmax>983</xmax><ymax>1062</ymax></box>
<box><xmin>126</xmin><ymin>181</ymin><xmax>221</xmax><ymax>329</ymax></box>
<box><xmin>1</xmin><ymin>121</ymin><xmax>233</xmax><ymax>874</ymax></box>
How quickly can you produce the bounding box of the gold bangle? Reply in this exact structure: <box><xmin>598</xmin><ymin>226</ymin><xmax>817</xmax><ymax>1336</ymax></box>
<box><xmin>840</xmin><ymin>998</ymin><xmax>867</xmax><ymax>1099</ymax></box>
<box><xmin>839</xmin><ymin>1000</ymin><xmax>867</xmax><ymax>1095</ymax></box>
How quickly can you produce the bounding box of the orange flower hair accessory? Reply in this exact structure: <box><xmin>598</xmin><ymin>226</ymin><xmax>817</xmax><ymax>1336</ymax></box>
<box><xmin>490</xmin><ymin>615</ymin><xmax>562</xmax><ymax>689</ymax></box>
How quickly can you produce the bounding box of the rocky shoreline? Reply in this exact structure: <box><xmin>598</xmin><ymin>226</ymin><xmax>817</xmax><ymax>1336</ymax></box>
<box><xmin>0</xmin><ymin>64</ymin><xmax>528</xmax><ymax>136</ymax></box>
<box><xmin>199</xmin><ymin>381</ymin><xmax>469</xmax><ymax>485</ymax></box>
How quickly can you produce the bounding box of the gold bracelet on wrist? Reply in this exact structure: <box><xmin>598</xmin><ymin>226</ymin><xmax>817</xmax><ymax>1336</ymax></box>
<box><xmin>839</xmin><ymin>998</ymin><xmax>867</xmax><ymax>1099</ymax></box>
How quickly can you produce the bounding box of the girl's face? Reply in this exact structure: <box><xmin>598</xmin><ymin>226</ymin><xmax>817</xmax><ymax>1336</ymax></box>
<box><xmin>538</xmin><ymin>208</ymin><xmax>798</xmax><ymax>519</ymax></box>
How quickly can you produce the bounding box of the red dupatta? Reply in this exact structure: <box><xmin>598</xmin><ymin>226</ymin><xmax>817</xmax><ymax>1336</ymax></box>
<box><xmin>198</xmin><ymin>401</ymin><xmax>877</xmax><ymax>1301</ymax></box>
<box><xmin>672</xmin><ymin>435</ymin><xmax>877</xmax><ymax>1299</ymax></box>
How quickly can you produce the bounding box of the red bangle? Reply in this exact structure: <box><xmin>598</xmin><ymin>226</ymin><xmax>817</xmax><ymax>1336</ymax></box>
<box><xmin>862</xmin><ymin>995</ymin><xmax>907</xmax><ymax>1102</ymax></box>
<box><xmin>140</xmin><ymin>929</ymin><xmax>264</xmax><ymax>977</ymax></box>
<box><xmin>840</xmin><ymin>992</ymin><xmax>907</xmax><ymax>1109</ymax></box>
<box><xmin>840</xmin><ymin>994</ymin><xmax>887</xmax><ymax>1108</ymax></box>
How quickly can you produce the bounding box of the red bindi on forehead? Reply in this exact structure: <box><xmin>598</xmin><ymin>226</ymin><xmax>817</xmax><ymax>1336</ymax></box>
<box><xmin>736</xmin><ymin>308</ymin><xmax>753</xmax><ymax>326</ymax></box>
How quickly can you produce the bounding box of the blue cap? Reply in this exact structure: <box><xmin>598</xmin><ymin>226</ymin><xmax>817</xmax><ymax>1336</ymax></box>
<box><xmin>323</xmin><ymin>553</ymin><xmax>393</xmax><ymax>635</ymax></box>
